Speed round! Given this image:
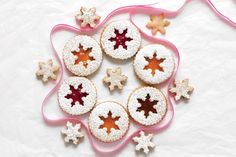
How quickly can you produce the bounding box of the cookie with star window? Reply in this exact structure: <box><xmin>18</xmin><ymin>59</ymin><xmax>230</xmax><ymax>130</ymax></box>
<box><xmin>100</xmin><ymin>20</ymin><xmax>141</xmax><ymax>59</ymax></box>
<box><xmin>133</xmin><ymin>44</ymin><xmax>175</xmax><ymax>85</ymax></box>
<box><xmin>58</xmin><ymin>77</ymin><xmax>97</xmax><ymax>115</ymax></box>
<box><xmin>89</xmin><ymin>101</ymin><xmax>129</xmax><ymax>142</ymax></box>
<box><xmin>63</xmin><ymin>35</ymin><xmax>102</xmax><ymax>76</ymax></box>
<box><xmin>127</xmin><ymin>87</ymin><xmax>167</xmax><ymax>126</ymax></box>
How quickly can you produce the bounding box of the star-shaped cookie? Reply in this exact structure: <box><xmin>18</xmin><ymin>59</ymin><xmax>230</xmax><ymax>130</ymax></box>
<box><xmin>133</xmin><ymin>131</ymin><xmax>156</xmax><ymax>154</ymax></box>
<box><xmin>75</xmin><ymin>6</ymin><xmax>101</xmax><ymax>28</ymax></box>
<box><xmin>169</xmin><ymin>79</ymin><xmax>194</xmax><ymax>101</ymax></box>
<box><xmin>36</xmin><ymin>59</ymin><xmax>59</xmax><ymax>82</ymax></box>
<box><xmin>103</xmin><ymin>67</ymin><xmax>128</xmax><ymax>91</ymax></box>
<box><xmin>61</xmin><ymin>121</ymin><xmax>84</xmax><ymax>145</ymax></box>
<box><xmin>146</xmin><ymin>13</ymin><xmax>170</xmax><ymax>35</ymax></box>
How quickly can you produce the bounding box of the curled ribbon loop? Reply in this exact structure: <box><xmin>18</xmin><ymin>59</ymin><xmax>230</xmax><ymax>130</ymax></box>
<box><xmin>41</xmin><ymin>0</ymin><xmax>235</xmax><ymax>154</ymax></box>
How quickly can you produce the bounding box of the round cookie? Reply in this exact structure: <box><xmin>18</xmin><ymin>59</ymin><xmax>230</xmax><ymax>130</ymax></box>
<box><xmin>89</xmin><ymin>101</ymin><xmax>129</xmax><ymax>142</ymax></box>
<box><xmin>101</xmin><ymin>20</ymin><xmax>141</xmax><ymax>59</ymax></box>
<box><xmin>127</xmin><ymin>87</ymin><xmax>167</xmax><ymax>126</ymax></box>
<box><xmin>63</xmin><ymin>35</ymin><xmax>102</xmax><ymax>76</ymax></box>
<box><xmin>58</xmin><ymin>77</ymin><xmax>97</xmax><ymax>115</ymax></box>
<box><xmin>133</xmin><ymin>44</ymin><xmax>175</xmax><ymax>84</ymax></box>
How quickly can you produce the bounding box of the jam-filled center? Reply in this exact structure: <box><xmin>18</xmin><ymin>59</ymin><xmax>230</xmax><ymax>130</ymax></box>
<box><xmin>99</xmin><ymin>111</ymin><xmax>120</xmax><ymax>134</ymax></box>
<box><xmin>136</xmin><ymin>94</ymin><xmax>158</xmax><ymax>118</ymax></box>
<box><xmin>144</xmin><ymin>52</ymin><xmax>165</xmax><ymax>76</ymax></box>
<box><xmin>72</xmin><ymin>44</ymin><xmax>95</xmax><ymax>68</ymax></box>
<box><xmin>109</xmin><ymin>29</ymin><xmax>133</xmax><ymax>50</ymax></box>
<box><xmin>65</xmin><ymin>84</ymin><xmax>88</xmax><ymax>107</ymax></box>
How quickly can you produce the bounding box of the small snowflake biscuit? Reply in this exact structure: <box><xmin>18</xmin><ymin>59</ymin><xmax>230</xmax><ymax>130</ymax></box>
<box><xmin>36</xmin><ymin>59</ymin><xmax>59</xmax><ymax>82</ymax></box>
<box><xmin>63</xmin><ymin>35</ymin><xmax>102</xmax><ymax>76</ymax></box>
<box><xmin>133</xmin><ymin>44</ymin><xmax>175</xmax><ymax>85</ymax></box>
<box><xmin>101</xmin><ymin>21</ymin><xmax>141</xmax><ymax>59</ymax></box>
<box><xmin>146</xmin><ymin>13</ymin><xmax>170</xmax><ymax>35</ymax></box>
<box><xmin>103</xmin><ymin>67</ymin><xmax>128</xmax><ymax>91</ymax></box>
<box><xmin>58</xmin><ymin>77</ymin><xmax>97</xmax><ymax>115</ymax></box>
<box><xmin>75</xmin><ymin>6</ymin><xmax>101</xmax><ymax>28</ymax></box>
<box><xmin>169</xmin><ymin>79</ymin><xmax>194</xmax><ymax>101</ymax></box>
<box><xmin>133</xmin><ymin>131</ymin><xmax>155</xmax><ymax>154</ymax></box>
<box><xmin>127</xmin><ymin>87</ymin><xmax>167</xmax><ymax>126</ymax></box>
<box><xmin>89</xmin><ymin>101</ymin><xmax>129</xmax><ymax>142</ymax></box>
<box><xmin>61</xmin><ymin>121</ymin><xmax>84</xmax><ymax>145</ymax></box>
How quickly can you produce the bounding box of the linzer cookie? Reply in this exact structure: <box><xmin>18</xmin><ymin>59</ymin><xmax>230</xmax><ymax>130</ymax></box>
<box><xmin>63</xmin><ymin>35</ymin><xmax>102</xmax><ymax>76</ymax></box>
<box><xmin>100</xmin><ymin>20</ymin><xmax>141</xmax><ymax>59</ymax></box>
<box><xmin>127</xmin><ymin>87</ymin><xmax>167</xmax><ymax>126</ymax></box>
<box><xmin>58</xmin><ymin>77</ymin><xmax>97</xmax><ymax>115</ymax></box>
<box><xmin>89</xmin><ymin>101</ymin><xmax>129</xmax><ymax>142</ymax></box>
<box><xmin>133</xmin><ymin>44</ymin><xmax>175</xmax><ymax>84</ymax></box>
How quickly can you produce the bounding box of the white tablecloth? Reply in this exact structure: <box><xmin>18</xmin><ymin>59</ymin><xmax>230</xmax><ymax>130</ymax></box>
<box><xmin>0</xmin><ymin>0</ymin><xmax>236</xmax><ymax>156</ymax></box>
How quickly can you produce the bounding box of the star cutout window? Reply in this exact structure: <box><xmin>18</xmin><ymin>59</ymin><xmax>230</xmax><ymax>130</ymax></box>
<box><xmin>109</xmin><ymin>29</ymin><xmax>133</xmax><ymax>50</ymax></box>
<box><xmin>99</xmin><ymin>111</ymin><xmax>120</xmax><ymax>134</ymax></box>
<box><xmin>65</xmin><ymin>84</ymin><xmax>88</xmax><ymax>107</ymax></box>
<box><xmin>72</xmin><ymin>44</ymin><xmax>95</xmax><ymax>68</ymax></box>
<box><xmin>136</xmin><ymin>94</ymin><xmax>158</xmax><ymax>118</ymax></box>
<box><xmin>144</xmin><ymin>52</ymin><xmax>165</xmax><ymax>76</ymax></box>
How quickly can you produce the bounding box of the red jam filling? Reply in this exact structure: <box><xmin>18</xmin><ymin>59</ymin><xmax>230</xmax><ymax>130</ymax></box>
<box><xmin>109</xmin><ymin>29</ymin><xmax>133</xmax><ymax>50</ymax></box>
<box><xmin>65</xmin><ymin>84</ymin><xmax>88</xmax><ymax>107</ymax></box>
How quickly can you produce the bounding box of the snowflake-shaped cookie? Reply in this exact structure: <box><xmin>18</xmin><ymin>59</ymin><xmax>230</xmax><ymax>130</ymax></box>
<box><xmin>61</xmin><ymin>121</ymin><xmax>84</xmax><ymax>145</ymax></box>
<box><xmin>133</xmin><ymin>131</ymin><xmax>155</xmax><ymax>154</ymax></box>
<box><xmin>103</xmin><ymin>67</ymin><xmax>128</xmax><ymax>91</ymax></box>
<box><xmin>146</xmin><ymin>13</ymin><xmax>170</xmax><ymax>35</ymax></box>
<box><xmin>169</xmin><ymin>79</ymin><xmax>194</xmax><ymax>101</ymax></box>
<box><xmin>36</xmin><ymin>59</ymin><xmax>59</xmax><ymax>82</ymax></box>
<box><xmin>75</xmin><ymin>7</ymin><xmax>101</xmax><ymax>28</ymax></box>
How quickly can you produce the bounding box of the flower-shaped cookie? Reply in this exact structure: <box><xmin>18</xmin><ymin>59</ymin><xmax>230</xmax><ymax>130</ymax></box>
<box><xmin>128</xmin><ymin>87</ymin><xmax>167</xmax><ymax>126</ymax></box>
<box><xmin>58</xmin><ymin>77</ymin><xmax>97</xmax><ymax>115</ymax></box>
<box><xmin>134</xmin><ymin>44</ymin><xmax>175</xmax><ymax>84</ymax></box>
<box><xmin>63</xmin><ymin>35</ymin><xmax>102</xmax><ymax>76</ymax></box>
<box><xmin>75</xmin><ymin>7</ymin><xmax>101</xmax><ymax>28</ymax></box>
<box><xmin>101</xmin><ymin>21</ymin><xmax>141</xmax><ymax>59</ymax></box>
<box><xmin>89</xmin><ymin>101</ymin><xmax>129</xmax><ymax>142</ymax></box>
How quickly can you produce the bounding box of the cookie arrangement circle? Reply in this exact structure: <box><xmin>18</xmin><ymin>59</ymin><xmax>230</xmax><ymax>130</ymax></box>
<box><xmin>133</xmin><ymin>44</ymin><xmax>175</xmax><ymax>84</ymax></box>
<box><xmin>89</xmin><ymin>101</ymin><xmax>129</xmax><ymax>142</ymax></box>
<box><xmin>101</xmin><ymin>20</ymin><xmax>141</xmax><ymax>59</ymax></box>
<box><xmin>63</xmin><ymin>35</ymin><xmax>102</xmax><ymax>76</ymax></box>
<box><xmin>58</xmin><ymin>76</ymin><xmax>97</xmax><ymax>115</ymax></box>
<box><xmin>127</xmin><ymin>86</ymin><xmax>167</xmax><ymax>126</ymax></box>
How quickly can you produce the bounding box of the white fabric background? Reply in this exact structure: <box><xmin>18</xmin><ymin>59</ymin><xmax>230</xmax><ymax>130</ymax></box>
<box><xmin>0</xmin><ymin>0</ymin><xmax>236</xmax><ymax>157</ymax></box>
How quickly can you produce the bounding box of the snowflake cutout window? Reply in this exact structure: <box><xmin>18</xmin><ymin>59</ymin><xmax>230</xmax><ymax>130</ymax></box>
<box><xmin>61</xmin><ymin>121</ymin><xmax>84</xmax><ymax>145</ymax></box>
<box><xmin>133</xmin><ymin>131</ymin><xmax>156</xmax><ymax>154</ymax></box>
<box><xmin>109</xmin><ymin>29</ymin><xmax>133</xmax><ymax>50</ymax></box>
<box><xmin>72</xmin><ymin>44</ymin><xmax>95</xmax><ymax>68</ymax></box>
<box><xmin>144</xmin><ymin>52</ymin><xmax>165</xmax><ymax>76</ymax></box>
<box><xmin>65</xmin><ymin>84</ymin><xmax>88</xmax><ymax>107</ymax></box>
<box><xmin>99</xmin><ymin>111</ymin><xmax>120</xmax><ymax>134</ymax></box>
<box><xmin>136</xmin><ymin>94</ymin><xmax>158</xmax><ymax>118</ymax></box>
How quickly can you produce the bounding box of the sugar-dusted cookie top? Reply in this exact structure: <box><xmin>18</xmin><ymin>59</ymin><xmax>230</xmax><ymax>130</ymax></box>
<box><xmin>63</xmin><ymin>35</ymin><xmax>102</xmax><ymax>76</ymax></box>
<box><xmin>101</xmin><ymin>20</ymin><xmax>141</xmax><ymax>59</ymax></box>
<box><xmin>89</xmin><ymin>101</ymin><xmax>129</xmax><ymax>142</ymax></box>
<box><xmin>58</xmin><ymin>77</ymin><xmax>97</xmax><ymax>115</ymax></box>
<box><xmin>133</xmin><ymin>44</ymin><xmax>175</xmax><ymax>84</ymax></box>
<box><xmin>128</xmin><ymin>86</ymin><xmax>167</xmax><ymax>126</ymax></box>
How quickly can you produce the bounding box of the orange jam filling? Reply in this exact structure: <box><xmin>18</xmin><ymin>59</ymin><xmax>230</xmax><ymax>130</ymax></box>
<box><xmin>72</xmin><ymin>44</ymin><xmax>95</xmax><ymax>68</ymax></box>
<box><xmin>144</xmin><ymin>53</ymin><xmax>165</xmax><ymax>76</ymax></box>
<box><xmin>99</xmin><ymin>111</ymin><xmax>120</xmax><ymax>134</ymax></box>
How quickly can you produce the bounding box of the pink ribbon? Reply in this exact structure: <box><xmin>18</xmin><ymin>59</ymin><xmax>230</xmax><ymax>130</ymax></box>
<box><xmin>41</xmin><ymin>0</ymin><xmax>235</xmax><ymax>154</ymax></box>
